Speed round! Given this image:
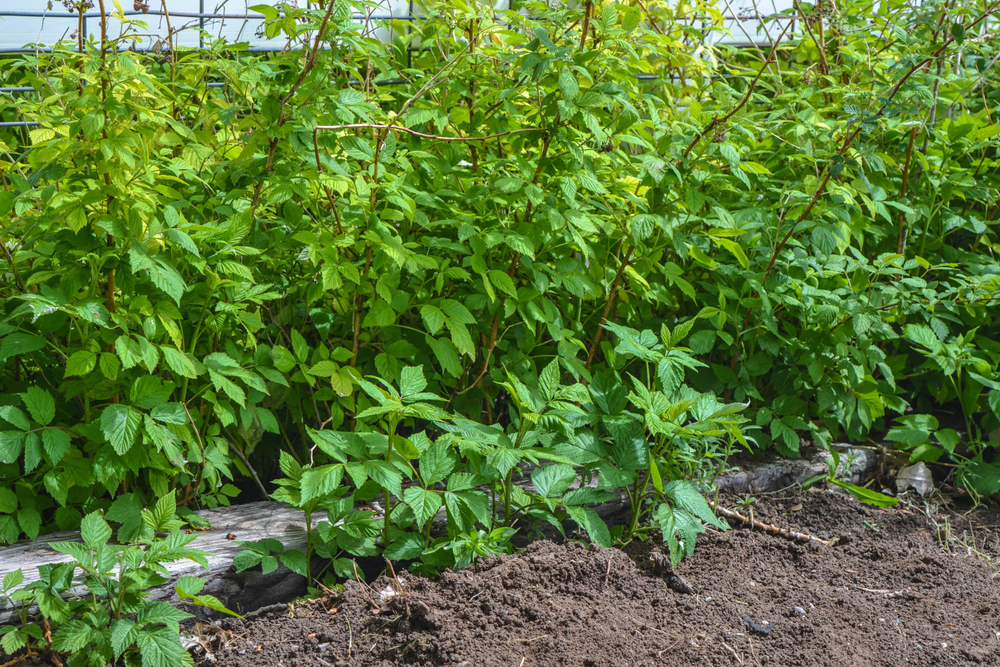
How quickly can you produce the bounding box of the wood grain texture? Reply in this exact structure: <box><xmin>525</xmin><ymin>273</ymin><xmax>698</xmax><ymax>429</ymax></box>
<box><xmin>0</xmin><ymin>501</ymin><xmax>312</xmax><ymax>624</ymax></box>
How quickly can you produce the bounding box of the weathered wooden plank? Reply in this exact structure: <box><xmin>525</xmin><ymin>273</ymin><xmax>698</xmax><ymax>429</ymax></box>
<box><xmin>0</xmin><ymin>502</ymin><xmax>313</xmax><ymax>624</ymax></box>
<box><xmin>713</xmin><ymin>445</ymin><xmax>879</xmax><ymax>495</ymax></box>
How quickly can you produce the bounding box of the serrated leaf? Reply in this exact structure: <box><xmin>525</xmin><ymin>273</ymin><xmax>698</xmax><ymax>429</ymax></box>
<box><xmin>51</xmin><ymin>619</ymin><xmax>92</xmax><ymax>652</ymax></box>
<box><xmin>565</xmin><ymin>505</ymin><xmax>611</xmax><ymax>547</ymax></box>
<box><xmin>0</xmin><ymin>406</ymin><xmax>30</xmax><ymax>431</ymax></box>
<box><xmin>279</xmin><ymin>549</ymin><xmax>308</xmax><ymax>576</ymax></box>
<box><xmin>42</xmin><ymin>428</ymin><xmax>71</xmax><ymax>465</ymax></box>
<box><xmin>0</xmin><ymin>488</ymin><xmax>16</xmax><ymax>513</ymax></box>
<box><xmin>137</xmin><ymin>626</ymin><xmax>186</xmax><ymax>667</ymax></box>
<box><xmin>486</xmin><ymin>447</ymin><xmax>522</xmax><ymax>477</ymax></box>
<box><xmin>80</xmin><ymin>511</ymin><xmax>112</xmax><ymax>548</ymax></box>
<box><xmin>558</xmin><ymin>69</ymin><xmax>579</xmax><ymax>99</ymax></box>
<box><xmin>65</xmin><ymin>350</ymin><xmax>97</xmax><ymax>377</ymax></box>
<box><xmin>232</xmin><ymin>550</ymin><xmax>263</xmax><ymax>573</ymax></box>
<box><xmin>16</xmin><ymin>508</ymin><xmax>41</xmax><ymax>540</ymax></box>
<box><xmin>399</xmin><ymin>365</ymin><xmax>427</xmax><ymax>397</ymax></box>
<box><xmin>531</xmin><ymin>463</ymin><xmax>576</xmax><ymax>498</ymax></box>
<box><xmin>101</xmin><ymin>405</ymin><xmax>142</xmax><ymax>455</ymax></box>
<box><xmin>2</xmin><ymin>568</ymin><xmax>23</xmax><ymax>591</ymax></box>
<box><xmin>161</xmin><ymin>346</ymin><xmax>198</xmax><ymax>378</ymax></box>
<box><xmin>664</xmin><ymin>480</ymin><xmax>726</xmax><ymax>529</ymax></box>
<box><xmin>403</xmin><ymin>487</ymin><xmax>443</xmax><ymax>529</ymax></box>
<box><xmin>0</xmin><ymin>333</ymin><xmax>45</xmax><ymax>361</ymax></box>
<box><xmin>21</xmin><ymin>387</ymin><xmax>56</xmax><ymax>426</ymax></box>
<box><xmin>100</xmin><ymin>352</ymin><xmax>120</xmax><ymax>379</ymax></box>
<box><xmin>111</xmin><ymin>619</ymin><xmax>140</xmax><ymax>658</ymax></box>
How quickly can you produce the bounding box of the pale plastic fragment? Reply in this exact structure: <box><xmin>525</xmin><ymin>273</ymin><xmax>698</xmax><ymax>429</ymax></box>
<box><xmin>895</xmin><ymin>462</ymin><xmax>934</xmax><ymax>497</ymax></box>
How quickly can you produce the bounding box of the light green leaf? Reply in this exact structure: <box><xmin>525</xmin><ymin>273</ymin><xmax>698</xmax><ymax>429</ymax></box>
<box><xmin>399</xmin><ymin>365</ymin><xmax>427</xmax><ymax>397</ymax></box>
<box><xmin>101</xmin><ymin>405</ymin><xmax>142</xmax><ymax>455</ymax></box>
<box><xmin>403</xmin><ymin>487</ymin><xmax>443</xmax><ymax>529</ymax></box>
<box><xmin>80</xmin><ymin>511</ymin><xmax>113</xmax><ymax>549</ymax></box>
<box><xmin>136</xmin><ymin>626</ymin><xmax>186</xmax><ymax>667</ymax></box>
<box><xmin>64</xmin><ymin>350</ymin><xmax>97</xmax><ymax>377</ymax></box>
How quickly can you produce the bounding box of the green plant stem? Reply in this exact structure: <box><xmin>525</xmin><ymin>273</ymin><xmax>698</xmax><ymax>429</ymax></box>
<box><xmin>383</xmin><ymin>415</ymin><xmax>399</xmax><ymax>545</ymax></box>
<box><xmin>304</xmin><ymin>509</ymin><xmax>313</xmax><ymax>583</ymax></box>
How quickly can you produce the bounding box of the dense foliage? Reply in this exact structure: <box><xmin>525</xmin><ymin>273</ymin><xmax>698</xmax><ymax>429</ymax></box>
<box><xmin>1</xmin><ymin>495</ymin><xmax>236</xmax><ymax>667</ymax></box>
<box><xmin>0</xmin><ymin>0</ymin><xmax>998</xmax><ymax>579</ymax></box>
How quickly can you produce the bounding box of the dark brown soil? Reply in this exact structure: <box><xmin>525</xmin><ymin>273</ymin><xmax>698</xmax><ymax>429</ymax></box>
<box><xmin>199</xmin><ymin>489</ymin><xmax>1000</xmax><ymax>667</ymax></box>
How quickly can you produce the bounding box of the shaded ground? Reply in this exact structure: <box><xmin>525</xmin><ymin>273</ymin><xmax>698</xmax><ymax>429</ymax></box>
<box><xmin>199</xmin><ymin>489</ymin><xmax>1000</xmax><ymax>667</ymax></box>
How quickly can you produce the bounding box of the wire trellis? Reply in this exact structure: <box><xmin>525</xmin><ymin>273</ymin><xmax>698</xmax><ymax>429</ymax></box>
<box><xmin>0</xmin><ymin>1</ymin><xmax>791</xmax><ymax>128</ymax></box>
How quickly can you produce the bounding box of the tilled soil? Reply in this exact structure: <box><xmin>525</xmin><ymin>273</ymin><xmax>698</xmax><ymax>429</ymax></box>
<box><xmin>203</xmin><ymin>489</ymin><xmax>1000</xmax><ymax>667</ymax></box>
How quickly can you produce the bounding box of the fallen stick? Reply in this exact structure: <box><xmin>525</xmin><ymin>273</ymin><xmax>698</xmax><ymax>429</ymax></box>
<box><xmin>710</xmin><ymin>502</ymin><xmax>833</xmax><ymax>547</ymax></box>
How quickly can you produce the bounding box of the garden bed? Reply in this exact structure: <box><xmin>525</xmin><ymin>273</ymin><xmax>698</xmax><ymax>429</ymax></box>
<box><xmin>189</xmin><ymin>490</ymin><xmax>999</xmax><ymax>667</ymax></box>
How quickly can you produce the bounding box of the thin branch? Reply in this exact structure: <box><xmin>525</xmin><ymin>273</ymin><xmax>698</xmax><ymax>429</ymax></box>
<box><xmin>586</xmin><ymin>244</ymin><xmax>634</xmax><ymax>371</ymax></box>
<box><xmin>681</xmin><ymin>19</ymin><xmax>794</xmax><ymax>161</ymax></box>
<box><xmin>0</xmin><ymin>232</ymin><xmax>25</xmax><ymax>292</ymax></box>
<box><xmin>793</xmin><ymin>0</ymin><xmax>828</xmax><ymax>75</ymax></box>
<box><xmin>896</xmin><ymin>126</ymin><xmax>918</xmax><ymax>254</ymax></box>
<box><xmin>312</xmin><ymin>125</ymin><xmax>544</xmax><ymax>171</ymax></box>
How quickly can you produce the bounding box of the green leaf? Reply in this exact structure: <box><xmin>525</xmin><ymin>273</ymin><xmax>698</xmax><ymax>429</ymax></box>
<box><xmin>42</xmin><ymin>428</ymin><xmax>71</xmax><ymax>466</ymax></box>
<box><xmin>365</xmin><ymin>460</ymin><xmax>403</xmax><ymax>498</ymax></box>
<box><xmin>233</xmin><ymin>550</ymin><xmax>263</xmax><ymax>573</ymax></box>
<box><xmin>64</xmin><ymin>350</ymin><xmax>97</xmax><ymax>377</ymax></box>
<box><xmin>403</xmin><ymin>487</ymin><xmax>443</xmax><ymax>529</ymax></box>
<box><xmin>831</xmin><ymin>480</ymin><xmax>899</xmax><ymax>507</ymax></box>
<box><xmin>648</xmin><ymin>458</ymin><xmax>664</xmax><ymax>493</ymax></box>
<box><xmin>538</xmin><ymin>359</ymin><xmax>560</xmax><ymax>403</ymax></box>
<box><xmin>420</xmin><ymin>305</ymin><xmax>446</xmax><ymax>335</ymax></box>
<box><xmin>101</xmin><ymin>405</ymin><xmax>143</xmax><ymax>455</ymax></box>
<box><xmin>399</xmin><ymin>365</ymin><xmax>427</xmax><ymax>397</ymax></box>
<box><xmin>565</xmin><ymin>506</ymin><xmax>611</xmax><ymax>547</ymax></box>
<box><xmin>384</xmin><ymin>532</ymin><xmax>424</xmax><ymax>560</ymax></box>
<box><xmin>280</xmin><ymin>549</ymin><xmax>308</xmax><ymax>576</ymax></box>
<box><xmin>961</xmin><ymin>461</ymin><xmax>1000</xmax><ymax>497</ymax></box>
<box><xmin>0</xmin><ymin>333</ymin><xmax>45</xmax><ymax>361</ymax></box>
<box><xmin>558</xmin><ymin>69</ymin><xmax>579</xmax><ymax>99</ymax></box>
<box><xmin>0</xmin><ymin>406</ymin><xmax>30</xmax><ymax>431</ymax></box>
<box><xmin>362</xmin><ymin>299</ymin><xmax>396</xmax><ymax>328</ymax></box>
<box><xmin>0</xmin><ymin>487</ymin><xmax>16</xmax><ymax>513</ymax></box>
<box><xmin>300</xmin><ymin>464</ymin><xmax>344</xmax><ymax>502</ymax></box>
<box><xmin>130</xmin><ymin>375</ymin><xmax>174</xmax><ymax>409</ymax></box>
<box><xmin>161</xmin><ymin>346</ymin><xmax>198</xmax><ymax>378</ymax></box>
<box><xmin>664</xmin><ymin>480</ymin><xmax>726</xmax><ymax>529</ymax></box>
<box><xmin>488</xmin><ymin>270</ymin><xmax>517</xmax><ymax>298</ymax></box>
<box><xmin>2</xmin><ymin>568</ymin><xmax>23</xmax><ymax>591</ymax></box>
<box><xmin>16</xmin><ymin>508</ymin><xmax>41</xmax><ymax>540</ymax></box>
<box><xmin>531</xmin><ymin>464</ymin><xmax>576</xmax><ymax>498</ymax></box>
<box><xmin>137</xmin><ymin>626</ymin><xmax>186</xmax><ymax>667</ymax></box>
<box><xmin>418</xmin><ymin>439</ymin><xmax>456</xmax><ymax>486</ymax></box>
<box><xmin>137</xmin><ymin>600</ymin><xmax>192</xmax><ymax>629</ymax></box>
<box><xmin>100</xmin><ymin>352</ymin><xmax>121</xmax><ymax>379</ymax></box>
<box><xmin>51</xmin><ymin>619</ymin><xmax>92</xmax><ymax>652</ymax></box>
<box><xmin>486</xmin><ymin>447</ymin><xmax>522</xmax><ymax>477</ymax></box>
<box><xmin>111</xmin><ymin>619</ymin><xmax>140</xmax><ymax>658</ymax></box>
<box><xmin>81</xmin><ymin>511</ymin><xmax>113</xmax><ymax>548</ymax></box>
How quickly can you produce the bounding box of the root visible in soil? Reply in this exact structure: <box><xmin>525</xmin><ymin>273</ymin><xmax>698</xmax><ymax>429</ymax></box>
<box><xmin>711</xmin><ymin>500</ymin><xmax>835</xmax><ymax>546</ymax></box>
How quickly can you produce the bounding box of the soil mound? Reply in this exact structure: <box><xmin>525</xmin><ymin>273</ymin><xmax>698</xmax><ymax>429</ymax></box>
<box><xmin>204</xmin><ymin>490</ymin><xmax>1000</xmax><ymax>667</ymax></box>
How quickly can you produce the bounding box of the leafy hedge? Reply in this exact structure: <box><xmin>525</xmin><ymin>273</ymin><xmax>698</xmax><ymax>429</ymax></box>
<box><xmin>0</xmin><ymin>0</ymin><xmax>998</xmax><ymax>567</ymax></box>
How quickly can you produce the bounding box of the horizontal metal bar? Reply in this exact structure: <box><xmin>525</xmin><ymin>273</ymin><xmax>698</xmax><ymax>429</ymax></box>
<box><xmin>0</xmin><ymin>10</ymin><xmax>414</xmax><ymax>20</ymax></box>
<box><xmin>0</xmin><ymin>121</ymin><xmax>39</xmax><ymax>127</ymax></box>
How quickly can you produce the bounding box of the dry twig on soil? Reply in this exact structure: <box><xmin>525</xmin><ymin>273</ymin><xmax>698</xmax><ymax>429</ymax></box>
<box><xmin>710</xmin><ymin>502</ymin><xmax>833</xmax><ymax>546</ymax></box>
